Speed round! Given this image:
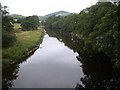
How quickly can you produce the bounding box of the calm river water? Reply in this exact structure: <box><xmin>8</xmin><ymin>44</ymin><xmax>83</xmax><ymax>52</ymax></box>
<box><xmin>3</xmin><ymin>33</ymin><xmax>84</xmax><ymax>89</ymax></box>
<box><xmin>2</xmin><ymin>30</ymin><xmax>120</xmax><ymax>89</ymax></box>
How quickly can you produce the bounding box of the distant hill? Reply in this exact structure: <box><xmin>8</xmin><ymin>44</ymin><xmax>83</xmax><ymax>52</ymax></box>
<box><xmin>9</xmin><ymin>14</ymin><xmax>25</xmax><ymax>19</ymax></box>
<box><xmin>39</xmin><ymin>11</ymin><xmax>70</xmax><ymax>21</ymax></box>
<box><xmin>45</xmin><ymin>11</ymin><xmax>70</xmax><ymax>17</ymax></box>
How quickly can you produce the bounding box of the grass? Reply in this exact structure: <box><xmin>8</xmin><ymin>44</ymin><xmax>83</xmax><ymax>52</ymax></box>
<box><xmin>2</xmin><ymin>26</ymin><xmax>44</xmax><ymax>68</ymax></box>
<box><xmin>13</xmin><ymin>23</ymin><xmax>21</xmax><ymax>29</ymax></box>
<box><xmin>13</xmin><ymin>23</ymin><xmax>22</xmax><ymax>33</ymax></box>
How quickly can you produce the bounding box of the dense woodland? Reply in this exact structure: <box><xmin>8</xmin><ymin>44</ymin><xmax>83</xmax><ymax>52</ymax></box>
<box><xmin>44</xmin><ymin>2</ymin><xmax>120</xmax><ymax>68</ymax></box>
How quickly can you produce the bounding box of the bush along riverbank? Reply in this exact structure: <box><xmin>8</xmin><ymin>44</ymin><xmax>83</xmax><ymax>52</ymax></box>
<box><xmin>44</xmin><ymin>2</ymin><xmax>120</xmax><ymax>69</ymax></box>
<box><xmin>2</xmin><ymin>27</ymin><xmax>45</xmax><ymax>68</ymax></box>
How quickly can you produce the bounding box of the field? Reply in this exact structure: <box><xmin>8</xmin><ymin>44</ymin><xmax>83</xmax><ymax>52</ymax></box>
<box><xmin>2</xmin><ymin>24</ymin><xmax>44</xmax><ymax>68</ymax></box>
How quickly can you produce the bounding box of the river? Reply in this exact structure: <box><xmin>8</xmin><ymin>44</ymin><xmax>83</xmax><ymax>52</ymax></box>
<box><xmin>2</xmin><ymin>30</ymin><xmax>120</xmax><ymax>89</ymax></box>
<box><xmin>2</xmin><ymin>32</ymin><xmax>84</xmax><ymax>89</ymax></box>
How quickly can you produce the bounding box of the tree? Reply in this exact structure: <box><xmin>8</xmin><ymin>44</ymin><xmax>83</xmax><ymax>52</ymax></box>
<box><xmin>114</xmin><ymin>1</ymin><xmax>120</xmax><ymax>68</ymax></box>
<box><xmin>44</xmin><ymin>2</ymin><xmax>120</xmax><ymax>68</ymax></box>
<box><xmin>2</xmin><ymin>5</ymin><xmax>16</xmax><ymax>48</ymax></box>
<box><xmin>21</xmin><ymin>15</ymin><xmax>40</xmax><ymax>31</ymax></box>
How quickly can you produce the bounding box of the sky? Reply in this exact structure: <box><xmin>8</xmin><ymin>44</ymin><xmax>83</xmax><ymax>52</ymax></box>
<box><xmin>1</xmin><ymin>0</ymin><xmax>99</xmax><ymax>16</ymax></box>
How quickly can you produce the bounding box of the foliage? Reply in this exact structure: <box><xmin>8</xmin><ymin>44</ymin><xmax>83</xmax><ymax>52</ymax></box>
<box><xmin>2</xmin><ymin>27</ymin><xmax>44</xmax><ymax>68</ymax></box>
<box><xmin>2</xmin><ymin>31</ymin><xmax>16</xmax><ymax>47</ymax></box>
<box><xmin>2</xmin><ymin>5</ymin><xmax>16</xmax><ymax>48</ymax></box>
<box><xmin>21</xmin><ymin>15</ymin><xmax>40</xmax><ymax>31</ymax></box>
<box><xmin>44</xmin><ymin>2</ymin><xmax>120</xmax><ymax>68</ymax></box>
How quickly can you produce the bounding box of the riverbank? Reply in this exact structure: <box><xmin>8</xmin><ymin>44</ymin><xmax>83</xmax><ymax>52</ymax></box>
<box><xmin>2</xmin><ymin>28</ymin><xmax>44</xmax><ymax>68</ymax></box>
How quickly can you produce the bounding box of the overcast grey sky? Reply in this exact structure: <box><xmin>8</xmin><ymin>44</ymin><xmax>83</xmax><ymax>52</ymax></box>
<box><xmin>1</xmin><ymin>0</ymin><xmax>99</xmax><ymax>16</ymax></box>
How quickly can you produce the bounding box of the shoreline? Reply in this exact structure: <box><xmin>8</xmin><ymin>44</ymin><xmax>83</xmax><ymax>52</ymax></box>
<box><xmin>3</xmin><ymin>36</ymin><xmax>44</xmax><ymax>69</ymax></box>
<box><xmin>11</xmin><ymin>42</ymin><xmax>40</xmax><ymax>65</ymax></box>
<box><xmin>2</xmin><ymin>29</ymin><xmax>45</xmax><ymax>69</ymax></box>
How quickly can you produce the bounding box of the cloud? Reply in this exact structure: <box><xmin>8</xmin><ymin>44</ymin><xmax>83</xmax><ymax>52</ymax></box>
<box><xmin>1</xmin><ymin>0</ymin><xmax>98</xmax><ymax>16</ymax></box>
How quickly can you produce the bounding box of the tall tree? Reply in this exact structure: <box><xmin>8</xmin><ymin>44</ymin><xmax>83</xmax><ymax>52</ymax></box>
<box><xmin>2</xmin><ymin>5</ymin><xmax>16</xmax><ymax>48</ymax></box>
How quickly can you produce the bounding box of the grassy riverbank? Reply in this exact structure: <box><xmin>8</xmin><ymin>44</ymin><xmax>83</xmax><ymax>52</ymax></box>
<box><xmin>2</xmin><ymin>26</ymin><xmax>44</xmax><ymax>68</ymax></box>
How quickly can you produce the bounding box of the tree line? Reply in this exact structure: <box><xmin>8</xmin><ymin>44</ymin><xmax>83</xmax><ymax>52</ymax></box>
<box><xmin>1</xmin><ymin>4</ymin><xmax>40</xmax><ymax>48</ymax></box>
<box><xmin>44</xmin><ymin>2</ymin><xmax>120</xmax><ymax>68</ymax></box>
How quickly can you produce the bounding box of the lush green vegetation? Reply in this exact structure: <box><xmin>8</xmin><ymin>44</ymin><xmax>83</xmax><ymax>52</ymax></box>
<box><xmin>2</xmin><ymin>5</ymin><xmax>44</xmax><ymax>68</ymax></box>
<box><xmin>2</xmin><ymin>27</ymin><xmax>44</xmax><ymax>68</ymax></box>
<box><xmin>2</xmin><ymin>6</ymin><xmax>16</xmax><ymax>48</ymax></box>
<box><xmin>21</xmin><ymin>15</ymin><xmax>40</xmax><ymax>31</ymax></box>
<box><xmin>44</xmin><ymin>2</ymin><xmax>120</xmax><ymax>68</ymax></box>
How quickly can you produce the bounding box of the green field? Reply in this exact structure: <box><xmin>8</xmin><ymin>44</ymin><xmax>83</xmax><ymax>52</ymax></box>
<box><xmin>2</xmin><ymin>26</ymin><xmax>44</xmax><ymax>68</ymax></box>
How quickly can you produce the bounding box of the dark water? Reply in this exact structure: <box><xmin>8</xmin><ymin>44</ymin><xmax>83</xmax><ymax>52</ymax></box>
<box><xmin>2</xmin><ymin>30</ymin><xmax>120</xmax><ymax>89</ymax></box>
<box><xmin>47</xmin><ymin>30</ymin><xmax>120</xmax><ymax>89</ymax></box>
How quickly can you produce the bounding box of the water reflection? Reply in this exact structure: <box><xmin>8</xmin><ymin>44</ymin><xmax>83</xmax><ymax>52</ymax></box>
<box><xmin>78</xmin><ymin>52</ymin><xmax>120</xmax><ymax>89</ymax></box>
<box><xmin>2</xmin><ymin>65</ymin><xmax>19</xmax><ymax>89</ymax></box>
<box><xmin>2</xmin><ymin>49</ymin><xmax>38</xmax><ymax>89</ymax></box>
<box><xmin>2</xmin><ymin>33</ymin><xmax>84</xmax><ymax>89</ymax></box>
<box><xmin>47</xmin><ymin>30</ymin><xmax>120</xmax><ymax>89</ymax></box>
<box><xmin>47</xmin><ymin>30</ymin><xmax>84</xmax><ymax>53</ymax></box>
<box><xmin>2</xmin><ymin>29</ymin><xmax>120</xmax><ymax>89</ymax></box>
